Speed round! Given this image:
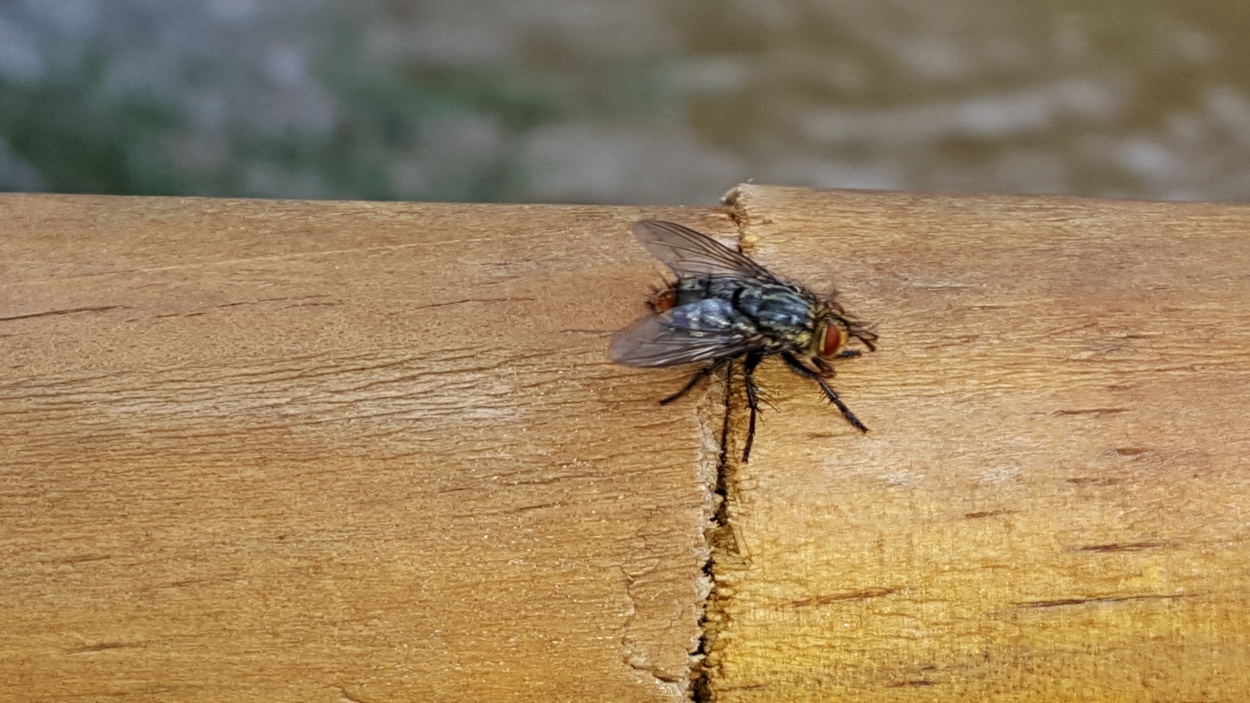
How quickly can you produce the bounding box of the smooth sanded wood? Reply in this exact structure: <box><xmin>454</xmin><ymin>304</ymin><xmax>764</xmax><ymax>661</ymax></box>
<box><xmin>0</xmin><ymin>196</ymin><xmax>725</xmax><ymax>702</ymax></box>
<box><xmin>703</xmin><ymin>185</ymin><xmax>1250</xmax><ymax>701</ymax></box>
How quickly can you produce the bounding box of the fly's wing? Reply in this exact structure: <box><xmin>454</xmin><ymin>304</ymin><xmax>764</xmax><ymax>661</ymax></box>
<box><xmin>610</xmin><ymin>298</ymin><xmax>757</xmax><ymax>367</ymax></box>
<box><xmin>632</xmin><ymin>220</ymin><xmax>780</xmax><ymax>282</ymax></box>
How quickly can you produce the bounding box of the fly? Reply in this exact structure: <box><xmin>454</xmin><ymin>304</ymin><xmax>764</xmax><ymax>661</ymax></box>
<box><xmin>610</xmin><ymin>220</ymin><xmax>877</xmax><ymax>462</ymax></box>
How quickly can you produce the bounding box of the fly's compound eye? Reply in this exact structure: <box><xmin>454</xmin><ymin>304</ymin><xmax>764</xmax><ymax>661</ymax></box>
<box><xmin>818</xmin><ymin>321</ymin><xmax>849</xmax><ymax>358</ymax></box>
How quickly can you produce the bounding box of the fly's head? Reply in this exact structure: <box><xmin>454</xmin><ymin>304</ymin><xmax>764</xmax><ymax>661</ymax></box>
<box><xmin>812</xmin><ymin>301</ymin><xmax>877</xmax><ymax>361</ymax></box>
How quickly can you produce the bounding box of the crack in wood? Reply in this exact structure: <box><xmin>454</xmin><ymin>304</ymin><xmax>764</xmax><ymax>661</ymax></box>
<box><xmin>0</xmin><ymin>305</ymin><xmax>126</xmax><ymax>322</ymax></box>
<box><xmin>1014</xmin><ymin>593</ymin><xmax>1192</xmax><ymax>609</ymax></box>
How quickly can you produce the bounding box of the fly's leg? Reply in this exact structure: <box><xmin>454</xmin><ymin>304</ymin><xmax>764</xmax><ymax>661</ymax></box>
<box><xmin>812</xmin><ymin>351</ymin><xmax>862</xmax><ymax>379</ymax></box>
<box><xmin>660</xmin><ymin>358</ymin><xmax>730</xmax><ymax>405</ymax></box>
<box><xmin>811</xmin><ymin>356</ymin><xmax>837</xmax><ymax>378</ymax></box>
<box><xmin>854</xmin><ymin>333</ymin><xmax>878</xmax><ymax>352</ymax></box>
<box><xmin>741</xmin><ymin>351</ymin><xmax>765</xmax><ymax>462</ymax></box>
<box><xmin>781</xmin><ymin>353</ymin><xmax>869</xmax><ymax>433</ymax></box>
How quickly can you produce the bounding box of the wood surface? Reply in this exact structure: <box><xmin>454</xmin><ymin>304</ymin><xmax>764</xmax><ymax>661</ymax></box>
<box><xmin>4</xmin><ymin>188</ymin><xmax>1250</xmax><ymax>702</ymax></box>
<box><xmin>0</xmin><ymin>195</ymin><xmax>725</xmax><ymax>701</ymax></box>
<box><xmin>704</xmin><ymin>185</ymin><xmax>1250</xmax><ymax>701</ymax></box>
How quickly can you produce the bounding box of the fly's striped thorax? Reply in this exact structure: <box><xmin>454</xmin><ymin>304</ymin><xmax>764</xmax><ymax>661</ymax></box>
<box><xmin>734</xmin><ymin>282</ymin><xmax>819</xmax><ymax>347</ymax></box>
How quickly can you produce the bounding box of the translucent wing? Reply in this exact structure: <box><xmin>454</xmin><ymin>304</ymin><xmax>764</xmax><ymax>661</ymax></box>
<box><xmin>631</xmin><ymin>220</ymin><xmax>779</xmax><ymax>282</ymax></box>
<box><xmin>610</xmin><ymin>298</ymin><xmax>758</xmax><ymax>367</ymax></box>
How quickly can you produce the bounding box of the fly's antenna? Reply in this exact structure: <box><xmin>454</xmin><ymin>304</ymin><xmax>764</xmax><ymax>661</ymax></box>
<box><xmin>833</xmin><ymin>309</ymin><xmax>878</xmax><ymax>352</ymax></box>
<box><xmin>847</xmin><ymin>320</ymin><xmax>878</xmax><ymax>351</ymax></box>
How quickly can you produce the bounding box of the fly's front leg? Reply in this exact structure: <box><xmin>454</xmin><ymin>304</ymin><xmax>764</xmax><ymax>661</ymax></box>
<box><xmin>741</xmin><ymin>351</ymin><xmax>765</xmax><ymax>462</ymax></box>
<box><xmin>660</xmin><ymin>357</ymin><xmax>730</xmax><ymax>405</ymax></box>
<box><xmin>782</xmin><ymin>352</ymin><xmax>869</xmax><ymax>433</ymax></box>
<box><xmin>811</xmin><ymin>351</ymin><xmax>862</xmax><ymax>379</ymax></box>
<box><xmin>811</xmin><ymin>356</ymin><xmax>837</xmax><ymax>378</ymax></box>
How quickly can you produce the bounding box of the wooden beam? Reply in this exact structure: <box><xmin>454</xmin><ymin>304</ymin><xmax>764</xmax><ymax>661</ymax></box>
<box><xmin>0</xmin><ymin>195</ymin><xmax>720</xmax><ymax>701</ymax></box>
<box><xmin>5</xmin><ymin>187</ymin><xmax>1250</xmax><ymax>701</ymax></box>
<box><xmin>705</xmin><ymin>185</ymin><xmax>1250</xmax><ymax>701</ymax></box>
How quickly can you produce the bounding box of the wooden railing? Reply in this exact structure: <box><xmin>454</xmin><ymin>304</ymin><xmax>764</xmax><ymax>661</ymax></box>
<box><xmin>3</xmin><ymin>185</ymin><xmax>1249</xmax><ymax>701</ymax></box>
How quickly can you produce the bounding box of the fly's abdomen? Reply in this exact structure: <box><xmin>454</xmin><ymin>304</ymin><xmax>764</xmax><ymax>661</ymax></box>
<box><xmin>670</xmin><ymin>297</ymin><xmax>739</xmax><ymax>335</ymax></box>
<box><xmin>671</xmin><ymin>277</ymin><xmax>744</xmax><ymax>307</ymax></box>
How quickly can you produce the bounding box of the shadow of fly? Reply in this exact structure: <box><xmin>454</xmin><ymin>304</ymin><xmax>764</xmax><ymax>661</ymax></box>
<box><xmin>610</xmin><ymin>220</ymin><xmax>877</xmax><ymax>462</ymax></box>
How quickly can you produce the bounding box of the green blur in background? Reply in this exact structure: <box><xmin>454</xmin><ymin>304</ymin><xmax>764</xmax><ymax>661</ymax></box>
<box><xmin>1</xmin><ymin>1</ymin><xmax>1248</xmax><ymax>205</ymax></box>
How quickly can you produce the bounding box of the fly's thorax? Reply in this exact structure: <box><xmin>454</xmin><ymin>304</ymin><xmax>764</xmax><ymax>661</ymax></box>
<box><xmin>730</xmin><ymin>282</ymin><xmax>819</xmax><ymax>347</ymax></box>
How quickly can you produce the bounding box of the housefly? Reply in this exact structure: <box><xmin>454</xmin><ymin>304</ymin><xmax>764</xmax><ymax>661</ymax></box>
<box><xmin>610</xmin><ymin>220</ymin><xmax>877</xmax><ymax>462</ymax></box>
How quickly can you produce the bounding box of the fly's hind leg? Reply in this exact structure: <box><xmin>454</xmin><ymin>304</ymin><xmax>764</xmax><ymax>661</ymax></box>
<box><xmin>741</xmin><ymin>351</ymin><xmax>765</xmax><ymax>462</ymax></box>
<box><xmin>781</xmin><ymin>352</ymin><xmax>869</xmax><ymax>433</ymax></box>
<box><xmin>660</xmin><ymin>357</ymin><xmax>730</xmax><ymax>405</ymax></box>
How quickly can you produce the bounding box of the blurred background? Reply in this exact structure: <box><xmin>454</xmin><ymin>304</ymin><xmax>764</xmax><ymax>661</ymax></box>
<box><xmin>2</xmin><ymin>0</ymin><xmax>1248</xmax><ymax>205</ymax></box>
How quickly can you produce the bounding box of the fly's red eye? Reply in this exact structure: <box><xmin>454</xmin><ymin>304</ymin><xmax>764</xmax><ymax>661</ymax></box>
<box><xmin>820</xmin><ymin>323</ymin><xmax>847</xmax><ymax>357</ymax></box>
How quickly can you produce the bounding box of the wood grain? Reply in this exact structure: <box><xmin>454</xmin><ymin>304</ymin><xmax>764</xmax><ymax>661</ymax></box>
<box><xmin>6</xmin><ymin>188</ymin><xmax>1250</xmax><ymax>701</ymax></box>
<box><xmin>702</xmin><ymin>185</ymin><xmax>1250</xmax><ymax>701</ymax></box>
<box><xmin>0</xmin><ymin>195</ymin><xmax>726</xmax><ymax>702</ymax></box>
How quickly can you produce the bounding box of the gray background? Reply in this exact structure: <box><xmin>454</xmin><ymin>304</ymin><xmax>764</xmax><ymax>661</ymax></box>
<box><xmin>2</xmin><ymin>1</ymin><xmax>1247</xmax><ymax>205</ymax></box>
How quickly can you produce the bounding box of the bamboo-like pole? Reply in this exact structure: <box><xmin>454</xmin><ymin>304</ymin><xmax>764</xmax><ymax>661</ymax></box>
<box><xmin>4</xmin><ymin>188</ymin><xmax>1250</xmax><ymax>701</ymax></box>
<box><xmin>0</xmin><ymin>195</ymin><xmax>716</xmax><ymax>702</ymax></box>
<box><xmin>705</xmin><ymin>185</ymin><xmax>1250</xmax><ymax>701</ymax></box>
